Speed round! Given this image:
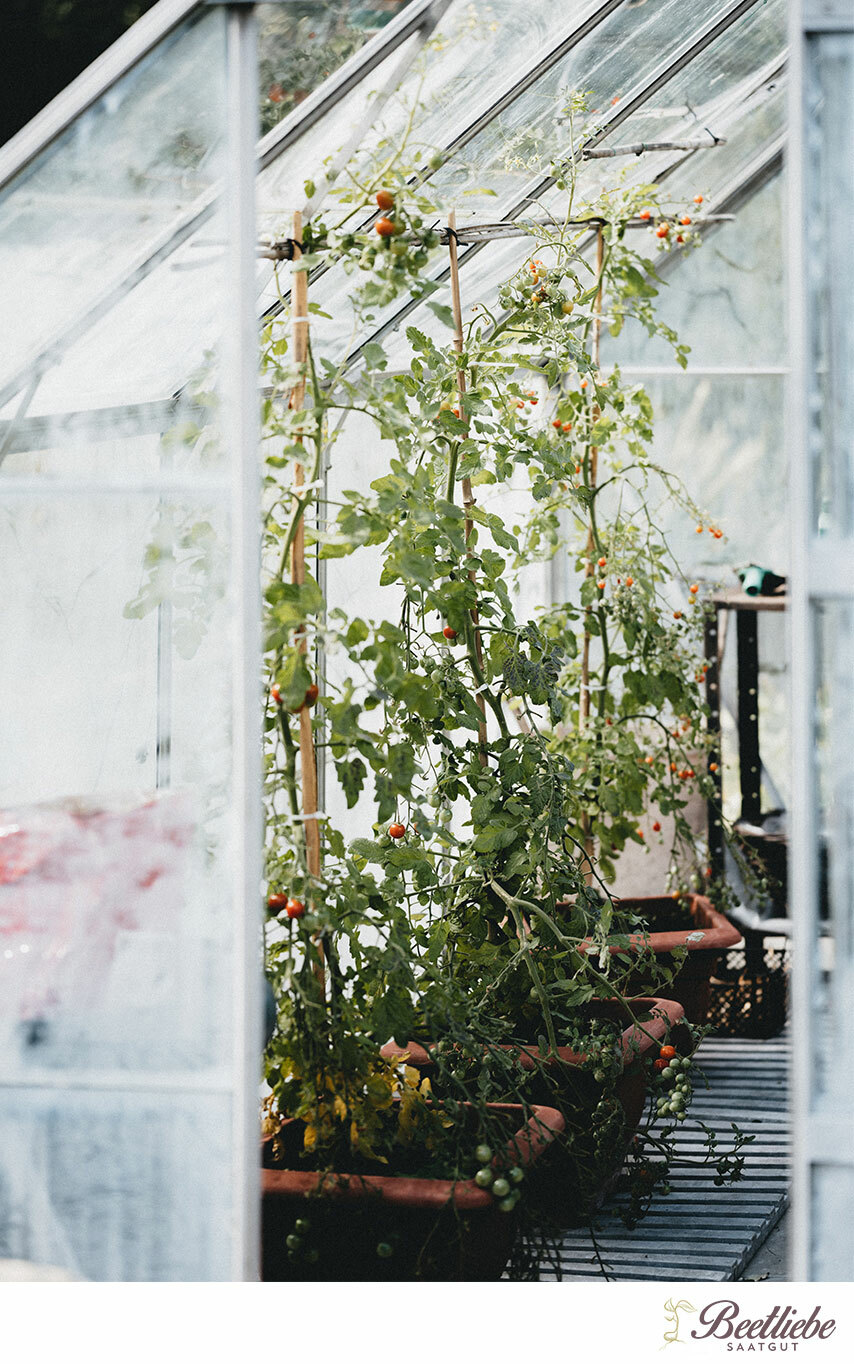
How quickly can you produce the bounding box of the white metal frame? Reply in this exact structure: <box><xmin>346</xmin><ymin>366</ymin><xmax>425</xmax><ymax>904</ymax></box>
<box><xmin>788</xmin><ymin>0</ymin><xmax>854</xmax><ymax>1282</ymax></box>
<box><xmin>222</xmin><ymin>0</ymin><xmax>263</xmax><ymax>1283</ymax></box>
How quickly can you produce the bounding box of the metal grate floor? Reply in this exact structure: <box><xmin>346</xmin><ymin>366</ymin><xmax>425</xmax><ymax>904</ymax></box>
<box><xmin>542</xmin><ymin>1029</ymin><xmax>790</xmax><ymax>1281</ymax></box>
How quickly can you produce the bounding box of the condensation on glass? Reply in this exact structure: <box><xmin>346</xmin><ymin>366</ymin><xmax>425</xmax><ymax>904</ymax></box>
<box><xmin>0</xmin><ymin>4</ymin><xmax>256</xmax><ymax>1282</ymax></box>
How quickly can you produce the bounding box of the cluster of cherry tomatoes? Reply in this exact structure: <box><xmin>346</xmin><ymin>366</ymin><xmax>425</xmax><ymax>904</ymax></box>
<box><xmin>643</xmin><ymin>194</ymin><xmax>704</xmax><ymax>249</ymax></box>
<box><xmin>268</xmin><ymin>892</ymin><xmax>305</xmax><ymax>920</ymax></box>
<box><xmin>472</xmin><ymin>1142</ymin><xmax>524</xmax><ymax>1212</ymax></box>
<box><xmin>652</xmin><ymin>1044</ymin><xmax>692</xmax><ymax>1121</ymax></box>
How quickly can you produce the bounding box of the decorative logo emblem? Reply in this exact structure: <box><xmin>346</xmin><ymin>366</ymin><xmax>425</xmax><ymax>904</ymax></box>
<box><xmin>662</xmin><ymin>1298</ymin><xmax>697</xmax><ymax>1348</ymax></box>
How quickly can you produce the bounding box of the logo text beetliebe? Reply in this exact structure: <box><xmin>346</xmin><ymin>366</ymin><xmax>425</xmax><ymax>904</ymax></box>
<box><xmin>691</xmin><ymin>1300</ymin><xmax>836</xmax><ymax>1348</ymax></box>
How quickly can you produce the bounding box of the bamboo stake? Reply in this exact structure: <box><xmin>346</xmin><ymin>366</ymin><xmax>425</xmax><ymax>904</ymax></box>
<box><xmin>447</xmin><ymin>210</ymin><xmax>488</xmax><ymax>765</ymax></box>
<box><xmin>579</xmin><ymin>225</ymin><xmax>605</xmax><ymax>879</ymax></box>
<box><xmin>289</xmin><ymin>210</ymin><xmax>322</xmax><ymax>886</ymax></box>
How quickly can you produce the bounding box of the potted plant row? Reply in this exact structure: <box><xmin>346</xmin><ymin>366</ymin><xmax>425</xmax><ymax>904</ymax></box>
<box><xmin>135</xmin><ymin>83</ymin><xmax>752</xmax><ymax>1276</ymax></box>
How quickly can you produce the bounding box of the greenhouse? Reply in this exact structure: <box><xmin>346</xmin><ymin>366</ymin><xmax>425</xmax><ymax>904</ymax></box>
<box><xmin>0</xmin><ymin>0</ymin><xmax>851</xmax><ymax>1292</ymax></box>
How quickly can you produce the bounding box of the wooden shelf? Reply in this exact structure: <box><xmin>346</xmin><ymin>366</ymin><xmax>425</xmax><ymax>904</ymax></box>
<box><xmin>709</xmin><ymin>588</ymin><xmax>787</xmax><ymax>612</ymax></box>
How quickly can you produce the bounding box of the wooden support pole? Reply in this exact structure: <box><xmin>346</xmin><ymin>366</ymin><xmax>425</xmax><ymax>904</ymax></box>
<box><xmin>447</xmin><ymin>210</ymin><xmax>488</xmax><ymax>764</ymax></box>
<box><xmin>289</xmin><ymin>210</ymin><xmax>322</xmax><ymax>885</ymax></box>
<box><xmin>579</xmin><ymin>225</ymin><xmax>605</xmax><ymax>880</ymax></box>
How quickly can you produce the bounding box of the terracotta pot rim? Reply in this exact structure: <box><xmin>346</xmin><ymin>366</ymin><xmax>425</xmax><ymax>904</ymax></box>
<box><xmin>564</xmin><ymin>892</ymin><xmax>742</xmax><ymax>956</ymax></box>
<box><xmin>262</xmin><ymin>1101</ymin><xmax>564</xmax><ymax>1210</ymax></box>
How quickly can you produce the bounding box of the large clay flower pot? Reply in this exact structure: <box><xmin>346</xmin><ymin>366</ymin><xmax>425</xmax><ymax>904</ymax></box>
<box><xmin>261</xmin><ymin>1101</ymin><xmax>563</xmax><ymax>1281</ymax></box>
<box><xmin>590</xmin><ymin>893</ymin><xmax>743</xmax><ymax>1022</ymax></box>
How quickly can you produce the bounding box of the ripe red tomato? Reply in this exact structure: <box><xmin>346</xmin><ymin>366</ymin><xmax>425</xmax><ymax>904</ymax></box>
<box><xmin>696</xmin><ymin>525</ymin><xmax>704</xmax><ymax>534</ymax></box>
<box><xmin>680</xmin><ymin>216</ymin><xmax>692</xmax><ymax>226</ymax></box>
<box><xmin>636</xmin><ymin>828</ymin><xmax>645</xmax><ymax>840</ymax></box>
<box><xmin>639</xmin><ymin>209</ymin><xmax>651</xmax><ymax>221</ymax></box>
<box><xmin>375</xmin><ymin>190</ymin><xmax>394</xmax><ymax>211</ymax></box>
<box><xmin>597</xmin><ymin>580</ymin><xmax>606</xmax><ymax>591</ymax></box>
<box><xmin>304</xmin><ymin>684</ymin><xmax>319</xmax><ymax>707</ymax></box>
<box><xmin>709</xmin><ymin>762</ymin><xmax>718</xmax><ymax>773</ymax></box>
<box><xmin>597</xmin><ymin>556</ymin><xmax>607</xmax><ymax>568</ymax></box>
<box><xmin>659</xmin><ymin>1045</ymin><xmax>676</xmax><ymax>1060</ymax></box>
<box><xmin>562</xmin><ymin>422</ymin><xmax>573</xmax><ymax>433</ymax></box>
<box><xmin>676</xmin><ymin>235</ymin><xmax>684</xmax><ymax>244</ymax></box>
<box><xmin>389</xmin><ymin>823</ymin><xmax>406</xmax><ymax>839</ymax></box>
<box><xmin>673</xmin><ymin>611</ymin><xmax>682</xmax><ymax>620</ymax></box>
<box><xmin>375</xmin><ymin>218</ymin><xmax>396</xmax><ymax>237</ymax></box>
<box><xmin>652</xmin><ymin>821</ymin><xmax>661</xmax><ymax>833</ymax></box>
<box><xmin>689</xmin><ymin>583</ymin><xmax>699</xmax><ymax>594</ymax></box>
<box><xmin>268</xmin><ymin>893</ymin><xmax>288</xmax><ymax>910</ymax></box>
<box><xmin>694</xmin><ymin>194</ymin><xmax>704</xmax><ymax>204</ymax></box>
<box><xmin>653</xmin><ymin>1058</ymin><xmax>668</xmax><ymax>1072</ymax></box>
<box><xmin>552</xmin><ymin>419</ymin><xmax>562</xmax><ymax>429</ymax></box>
<box><xmin>625</xmin><ymin>576</ymin><xmax>634</xmax><ymax>587</ymax></box>
<box><xmin>656</xmin><ymin>223</ymin><xmax>670</xmax><ymax>239</ymax></box>
<box><xmin>286</xmin><ymin>898</ymin><xmax>305</xmax><ymax>920</ymax></box>
<box><xmin>270</xmin><ymin>685</ymin><xmax>282</xmax><ymax>705</ymax></box>
<box><xmin>442</xmin><ymin>626</ymin><xmax>457</xmax><ymax>640</ymax></box>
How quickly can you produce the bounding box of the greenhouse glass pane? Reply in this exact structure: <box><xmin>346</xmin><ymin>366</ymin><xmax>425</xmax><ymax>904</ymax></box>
<box><xmin>0</xmin><ymin>6</ymin><xmax>226</xmax><ymax>406</ymax></box>
<box><xmin>814</xmin><ymin>602</ymin><xmax>854</xmax><ymax>1135</ymax></box>
<box><xmin>807</xmin><ymin>33</ymin><xmax>854</xmax><ymax>538</ymax></box>
<box><xmin>256</xmin><ymin>0</ymin><xmax>419</xmax><ymax>135</ymax></box>
<box><xmin>427</xmin><ymin>0</ymin><xmax>751</xmax><ymax>216</ymax></box>
<box><xmin>256</xmin><ymin>32</ymin><xmax>424</xmax><ymax>244</ymax></box>
<box><xmin>659</xmin><ymin>82</ymin><xmax>786</xmax><ymax>204</ymax></box>
<box><xmin>601</xmin><ymin>172</ymin><xmax>785</xmax><ymax>368</ymax></box>
<box><xmin>591</xmin><ymin>0</ymin><xmax>786</xmax><ymax>152</ymax></box>
<box><xmin>0</xmin><ymin>1089</ymin><xmax>232</xmax><ymax>1281</ymax></box>
<box><xmin>0</xmin><ymin>6</ymin><xmax>258</xmax><ymax>1282</ymax></box>
<box><xmin>256</xmin><ymin>0</ymin><xmax>591</xmax><ymax>243</ymax></box>
<box><xmin>811</xmin><ymin>1166</ymin><xmax>854</xmax><ymax>1281</ymax></box>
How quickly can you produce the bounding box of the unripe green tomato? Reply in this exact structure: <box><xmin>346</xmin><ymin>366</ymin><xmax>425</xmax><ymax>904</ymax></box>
<box><xmin>492</xmin><ymin>1177</ymin><xmax>510</xmax><ymax>1199</ymax></box>
<box><xmin>428</xmin><ymin>152</ymin><xmax>443</xmax><ymax>169</ymax></box>
<box><xmin>428</xmin><ymin>790</ymin><xmax>442</xmax><ymax>808</ymax></box>
<box><xmin>305</xmin><ymin>1247</ymin><xmax>319</xmax><ymax>1264</ymax></box>
<box><xmin>286</xmin><ymin>1234</ymin><xmax>302</xmax><ymax>1252</ymax></box>
<box><xmin>509</xmin><ymin>1166</ymin><xmax>524</xmax><ymax>1184</ymax></box>
<box><xmin>438</xmin><ymin>807</ymin><xmax>452</xmax><ymax>824</ymax></box>
<box><xmin>376</xmin><ymin>1241</ymin><xmax>394</xmax><ymax>1259</ymax></box>
<box><xmin>662</xmin><ymin>1065</ymin><xmax>674</xmax><ymax>1080</ymax></box>
<box><xmin>499</xmin><ymin>1192</ymin><xmax>519</xmax><ymax>1213</ymax></box>
<box><xmin>561</xmin><ymin>300</ymin><xmax>574</xmax><ymax>315</ymax></box>
<box><xmin>294</xmin><ymin>1218</ymin><xmax>311</xmax><ymax>1235</ymax></box>
<box><xmin>475</xmin><ymin>1167</ymin><xmax>493</xmax><ymax>1188</ymax></box>
<box><xmin>391</xmin><ymin>240</ymin><xmax>408</xmax><ymax>256</ymax></box>
<box><xmin>475</xmin><ymin>1144</ymin><xmax>492</xmax><ymax>1164</ymax></box>
<box><xmin>593</xmin><ymin>1068</ymin><xmax>606</xmax><ymax>1082</ymax></box>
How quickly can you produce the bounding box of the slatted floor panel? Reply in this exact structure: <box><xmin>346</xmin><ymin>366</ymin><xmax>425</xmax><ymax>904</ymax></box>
<box><xmin>542</xmin><ymin>1030</ymin><xmax>790</xmax><ymax>1281</ymax></box>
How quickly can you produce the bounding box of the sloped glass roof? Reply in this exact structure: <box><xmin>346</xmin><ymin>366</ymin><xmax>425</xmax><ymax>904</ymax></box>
<box><xmin>0</xmin><ymin>0</ymin><xmax>788</xmax><ymax>428</ymax></box>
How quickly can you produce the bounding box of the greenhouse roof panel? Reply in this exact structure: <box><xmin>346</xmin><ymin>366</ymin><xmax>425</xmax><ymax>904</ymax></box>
<box><xmin>0</xmin><ymin>0</ymin><xmax>790</xmax><ymax>423</ymax></box>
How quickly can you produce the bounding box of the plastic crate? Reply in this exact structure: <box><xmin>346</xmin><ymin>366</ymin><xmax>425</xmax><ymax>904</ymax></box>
<box><xmin>706</xmin><ymin>935</ymin><xmax>790</xmax><ymax>1039</ymax></box>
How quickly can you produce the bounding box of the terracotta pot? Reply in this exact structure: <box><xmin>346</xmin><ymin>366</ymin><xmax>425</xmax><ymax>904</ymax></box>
<box><xmin>261</xmin><ymin>1101</ymin><xmax>563</xmax><ymax>1281</ymax></box>
<box><xmin>382</xmin><ymin>996</ymin><xmax>685</xmax><ymax>1131</ymax></box>
<box><xmin>585</xmin><ymin>893</ymin><xmax>743</xmax><ymax>1023</ymax></box>
<box><xmin>382</xmin><ymin>998</ymin><xmax>688</xmax><ymax>1225</ymax></box>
